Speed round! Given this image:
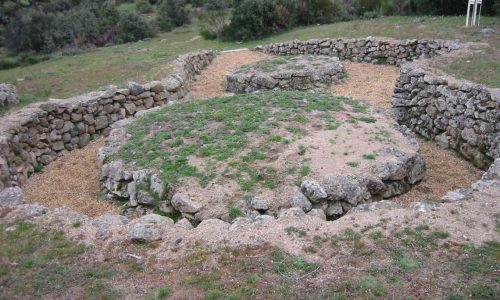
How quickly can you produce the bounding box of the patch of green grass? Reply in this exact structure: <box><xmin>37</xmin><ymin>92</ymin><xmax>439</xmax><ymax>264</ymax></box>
<box><xmin>298</xmin><ymin>144</ymin><xmax>307</xmax><ymax>156</ymax></box>
<box><xmin>362</xmin><ymin>153</ymin><xmax>377</xmax><ymax>160</ymax></box>
<box><xmin>145</xmin><ymin>285</ymin><xmax>173</xmax><ymax>300</ymax></box>
<box><xmin>84</xmin><ymin>281</ymin><xmax>122</xmax><ymax>300</ymax></box>
<box><xmin>285</xmin><ymin>226</ymin><xmax>307</xmax><ymax>237</ymax></box>
<box><xmin>112</xmin><ymin>91</ymin><xmax>352</xmax><ymax>193</ymax></box>
<box><xmin>348</xmin><ymin>116</ymin><xmax>377</xmax><ymax>124</ymax></box>
<box><xmin>346</xmin><ymin>161</ymin><xmax>359</xmax><ymax>168</ymax></box>
<box><xmin>394</xmin><ymin>226</ymin><xmax>449</xmax><ymax>252</ymax></box>
<box><xmin>357</xmin><ymin>276</ymin><xmax>387</xmax><ymax>297</ymax></box>
<box><xmin>228</xmin><ymin>205</ymin><xmax>243</xmax><ymax>219</ymax></box>
<box><xmin>271</xmin><ymin>248</ymin><xmax>319</xmax><ymax>276</ymax></box>
<box><xmin>299</xmin><ymin>165</ymin><xmax>310</xmax><ymax>177</ymax></box>
<box><xmin>469</xmin><ymin>283</ymin><xmax>499</xmax><ymax>299</ymax></box>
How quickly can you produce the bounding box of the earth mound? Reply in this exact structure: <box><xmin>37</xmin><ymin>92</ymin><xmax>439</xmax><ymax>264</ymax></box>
<box><xmin>226</xmin><ymin>56</ymin><xmax>345</xmax><ymax>94</ymax></box>
<box><xmin>99</xmin><ymin>91</ymin><xmax>425</xmax><ymax>222</ymax></box>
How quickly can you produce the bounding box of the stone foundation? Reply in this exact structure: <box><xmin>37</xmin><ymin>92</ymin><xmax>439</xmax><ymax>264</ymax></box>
<box><xmin>0</xmin><ymin>51</ymin><xmax>215</xmax><ymax>190</ymax></box>
<box><xmin>226</xmin><ymin>56</ymin><xmax>345</xmax><ymax>93</ymax></box>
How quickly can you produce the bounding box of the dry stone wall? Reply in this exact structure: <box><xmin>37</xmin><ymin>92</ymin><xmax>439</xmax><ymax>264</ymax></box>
<box><xmin>0</xmin><ymin>51</ymin><xmax>215</xmax><ymax>190</ymax></box>
<box><xmin>257</xmin><ymin>37</ymin><xmax>460</xmax><ymax>65</ymax></box>
<box><xmin>0</xmin><ymin>83</ymin><xmax>19</xmax><ymax>108</ymax></box>
<box><xmin>391</xmin><ymin>62</ymin><xmax>500</xmax><ymax>169</ymax></box>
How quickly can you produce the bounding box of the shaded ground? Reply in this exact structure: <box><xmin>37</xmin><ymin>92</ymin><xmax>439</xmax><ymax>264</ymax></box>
<box><xmin>23</xmin><ymin>138</ymin><xmax>118</xmax><ymax>217</ymax></box>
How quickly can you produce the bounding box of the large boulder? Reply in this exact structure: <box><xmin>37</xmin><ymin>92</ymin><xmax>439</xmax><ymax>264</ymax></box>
<box><xmin>128</xmin><ymin>214</ymin><xmax>173</xmax><ymax>241</ymax></box>
<box><xmin>171</xmin><ymin>193</ymin><xmax>201</xmax><ymax>213</ymax></box>
<box><xmin>0</xmin><ymin>83</ymin><xmax>19</xmax><ymax>107</ymax></box>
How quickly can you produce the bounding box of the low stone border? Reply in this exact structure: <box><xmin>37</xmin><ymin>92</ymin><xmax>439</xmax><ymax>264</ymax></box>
<box><xmin>0</xmin><ymin>83</ymin><xmax>18</xmax><ymax>108</ymax></box>
<box><xmin>256</xmin><ymin>37</ymin><xmax>460</xmax><ymax>66</ymax></box>
<box><xmin>0</xmin><ymin>51</ymin><xmax>215</xmax><ymax>190</ymax></box>
<box><xmin>226</xmin><ymin>56</ymin><xmax>345</xmax><ymax>93</ymax></box>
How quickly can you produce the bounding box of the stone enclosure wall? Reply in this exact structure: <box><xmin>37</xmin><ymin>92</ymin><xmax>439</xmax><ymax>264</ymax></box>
<box><xmin>392</xmin><ymin>62</ymin><xmax>500</xmax><ymax>168</ymax></box>
<box><xmin>257</xmin><ymin>37</ymin><xmax>460</xmax><ymax>65</ymax></box>
<box><xmin>0</xmin><ymin>51</ymin><xmax>215</xmax><ymax>190</ymax></box>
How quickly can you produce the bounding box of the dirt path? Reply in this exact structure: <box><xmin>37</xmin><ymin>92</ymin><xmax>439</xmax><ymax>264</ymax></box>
<box><xmin>23</xmin><ymin>138</ymin><xmax>118</xmax><ymax>217</ymax></box>
<box><xmin>330</xmin><ymin>61</ymin><xmax>400</xmax><ymax>108</ymax></box>
<box><xmin>190</xmin><ymin>50</ymin><xmax>268</xmax><ymax>100</ymax></box>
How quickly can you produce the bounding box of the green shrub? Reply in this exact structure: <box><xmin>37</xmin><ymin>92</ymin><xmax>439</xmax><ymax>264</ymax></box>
<box><xmin>157</xmin><ymin>0</ymin><xmax>189</xmax><ymax>31</ymax></box>
<box><xmin>136</xmin><ymin>0</ymin><xmax>153</xmax><ymax>13</ymax></box>
<box><xmin>117</xmin><ymin>12</ymin><xmax>154</xmax><ymax>43</ymax></box>
<box><xmin>0</xmin><ymin>57</ymin><xmax>20</xmax><ymax>70</ymax></box>
<box><xmin>198</xmin><ymin>10</ymin><xmax>230</xmax><ymax>40</ymax></box>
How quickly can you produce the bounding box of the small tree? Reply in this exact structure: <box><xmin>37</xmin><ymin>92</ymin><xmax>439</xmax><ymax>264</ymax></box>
<box><xmin>117</xmin><ymin>12</ymin><xmax>154</xmax><ymax>43</ymax></box>
<box><xmin>157</xmin><ymin>0</ymin><xmax>189</xmax><ymax>31</ymax></box>
<box><xmin>136</xmin><ymin>0</ymin><xmax>153</xmax><ymax>13</ymax></box>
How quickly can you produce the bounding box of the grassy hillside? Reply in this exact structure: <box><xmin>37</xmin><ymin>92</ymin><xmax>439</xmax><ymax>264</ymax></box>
<box><xmin>0</xmin><ymin>16</ymin><xmax>498</xmax><ymax>115</ymax></box>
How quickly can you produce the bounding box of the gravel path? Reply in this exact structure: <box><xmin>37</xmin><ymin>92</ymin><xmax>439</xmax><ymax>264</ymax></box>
<box><xmin>190</xmin><ymin>50</ymin><xmax>268</xmax><ymax>100</ymax></box>
<box><xmin>23</xmin><ymin>138</ymin><xmax>119</xmax><ymax>217</ymax></box>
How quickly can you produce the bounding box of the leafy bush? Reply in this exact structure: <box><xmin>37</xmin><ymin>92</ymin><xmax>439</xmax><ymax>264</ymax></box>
<box><xmin>117</xmin><ymin>12</ymin><xmax>154</xmax><ymax>43</ymax></box>
<box><xmin>198</xmin><ymin>10</ymin><xmax>230</xmax><ymax>40</ymax></box>
<box><xmin>3</xmin><ymin>0</ymin><xmax>152</xmax><ymax>53</ymax></box>
<box><xmin>157</xmin><ymin>0</ymin><xmax>189</xmax><ymax>32</ymax></box>
<box><xmin>136</xmin><ymin>0</ymin><xmax>153</xmax><ymax>13</ymax></box>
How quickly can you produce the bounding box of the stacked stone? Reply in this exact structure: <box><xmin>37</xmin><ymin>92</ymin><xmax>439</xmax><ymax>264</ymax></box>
<box><xmin>226</xmin><ymin>56</ymin><xmax>345</xmax><ymax>93</ymax></box>
<box><xmin>392</xmin><ymin>63</ymin><xmax>500</xmax><ymax>169</ymax></box>
<box><xmin>257</xmin><ymin>38</ymin><xmax>460</xmax><ymax>66</ymax></box>
<box><xmin>291</xmin><ymin>147</ymin><xmax>426</xmax><ymax>219</ymax></box>
<box><xmin>0</xmin><ymin>51</ymin><xmax>215</xmax><ymax>190</ymax></box>
<box><xmin>0</xmin><ymin>83</ymin><xmax>19</xmax><ymax>107</ymax></box>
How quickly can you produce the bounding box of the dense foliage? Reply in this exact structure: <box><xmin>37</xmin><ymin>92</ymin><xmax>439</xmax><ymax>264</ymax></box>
<box><xmin>157</xmin><ymin>0</ymin><xmax>190</xmax><ymax>31</ymax></box>
<box><xmin>211</xmin><ymin>0</ymin><xmax>499</xmax><ymax>41</ymax></box>
<box><xmin>1</xmin><ymin>0</ymin><xmax>154</xmax><ymax>53</ymax></box>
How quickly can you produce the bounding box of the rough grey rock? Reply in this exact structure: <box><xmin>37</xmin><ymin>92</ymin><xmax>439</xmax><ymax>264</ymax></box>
<box><xmin>410</xmin><ymin>201</ymin><xmax>439</xmax><ymax>212</ymax></box>
<box><xmin>325</xmin><ymin>201</ymin><xmax>343</xmax><ymax>216</ymax></box>
<box><xmin>92</xmin><ymin>214</ymin><xmax>129</xmax><ymax>239</ymax></box>
<box><xmin>229</xmin><ymin>217</ymin><xmax>253</xmax><ymax>231</ymax></box>
<box><xmin>322</xmin><ymin>175</ymin><xmax>370</xmax><ymax>205</ymax></box>
<box><xmin>171</xmin><ymin>193</ymin><xmax>201</xmax><ymax>213</ymax></box>
<box><xmin>175</xmin><ymin>218</ymin><xmax>194</xmax><ymax>230</ymax></box>
<box><xmin>480</xmin><ymin>28</ymin><xmax>496</xmax><ymax>36</ymax></box>
<box><xmin>300</xmin><ymin>180</ymin><xmax>327</xmax><ymax>202</ymax></box>
<box><xmin>197</xmin><ymin>219</ymin><xmax>230</xmax><ymax>230</ymax></box>
<box><xmin>163</xmin><ymin>76</ymin><xmax>182</xmax><ymax>92</ymax></box>
<box><xmin>290</xmin><ymin>189</ymin><xmax>312</xmax><ymax>212</ymax></box>
<box><xmin>128</xmin><ymin>81</ymin><xmax>144</xmax><ymax>96</ymax></box>
<box><xmin>481</xmin><ymin>158</ymin><xmax>500</xmax><ymax>181</ymax></box>
<box><xmin>0</xmin><ymin>83</ymin><xmax>19</xmax><ymax>107</ymax></box>
<box><xmin>0</xmin><ymin>187</ymin><xmax>25</xmax><ymax>207</ymax></box>
<box><xmin>250</xmin><ymin>197</ymin><xmax>270</xmax><ymax>211</ymax></box>
<box><xmin>348</xmin><ymin>200</ymin><xmax>401</xmax><ymax>214</ymax></box>
<box><xmin>278</xmin><ymin>207</ymin><xmax>306</xmax><ymax>218</ymax></box>
<box><xmin>307</xmin><ymin>208</ymin><xmax>326</xmax><ymax>221</ymax></box>
<box><xmin>128</xmin><ymin>214</ymin><xmax>173</xmax><ymax>241</ymax></box>
<box><xmin>441</xmin><ymin>189</ymin><xmax>472</xmax><ymax>203</ymax></box>
<box><xmin>253</xmin><ymin>215</ymin><xmax>275</xmax><ymax>225</ymax></box>
<box><xmin>144</xmin><ymin>81</ymin><xmax>165</xmax><ymax>93</ymax></box>
<box><xmin>137</xmin><ymin>191</ymin><xmax>154</xmax><ymax>205</ymax></box>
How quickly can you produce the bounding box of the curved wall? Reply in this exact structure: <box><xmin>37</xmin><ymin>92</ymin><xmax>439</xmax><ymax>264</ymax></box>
<box><xmin>0</xmin><ymin>51</ymin><xmax>215</xmax><ymax>190</ymax></box>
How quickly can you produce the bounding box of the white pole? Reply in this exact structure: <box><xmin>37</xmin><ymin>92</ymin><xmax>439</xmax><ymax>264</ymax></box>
<box><xmin>472</xmin><ymin>0</ymin><xmax>478</xmax><ymax>26</ymax></box>
<box><xmin>478</xmin><ymin>2</ymin><xmax>482</xmax><ymax>26</ymax></box>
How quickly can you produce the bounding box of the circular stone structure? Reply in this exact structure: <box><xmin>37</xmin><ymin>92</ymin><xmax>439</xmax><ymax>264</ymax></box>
<box><xmin>226</xmin><ymin>55</ymin><xmax>345</xmax><ymax>94</ymax></box>
<box><xmin>99</xmin><ymin>91</ymin><xmax>425</xmax><ymax>222</ymax></box>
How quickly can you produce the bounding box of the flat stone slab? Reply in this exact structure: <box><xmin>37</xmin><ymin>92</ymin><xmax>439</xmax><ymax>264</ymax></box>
<box><xmin>226</xmin><ymin>56</ymin><xmax>345</xmax><ymax>94</ymax></box>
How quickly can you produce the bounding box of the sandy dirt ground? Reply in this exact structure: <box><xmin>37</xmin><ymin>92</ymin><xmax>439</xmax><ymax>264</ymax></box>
<box><xmin>21</xmin><ymin>51</ymin><xmax>483</xmax><ymax>217</ymax></box>
<box><xmin>190</xmin><ymin>50</ymin><xmax>268</xmax><ymax>100</ymax></box>
<box><xmin>330</xmin><ymin>61</ymin><xmax>400</xmax><ymax>108</ymax></box>
<box><xmin>23</xmin><ymin>138</ymin><xmax>119</xmax><ymax>217</ymax></box>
